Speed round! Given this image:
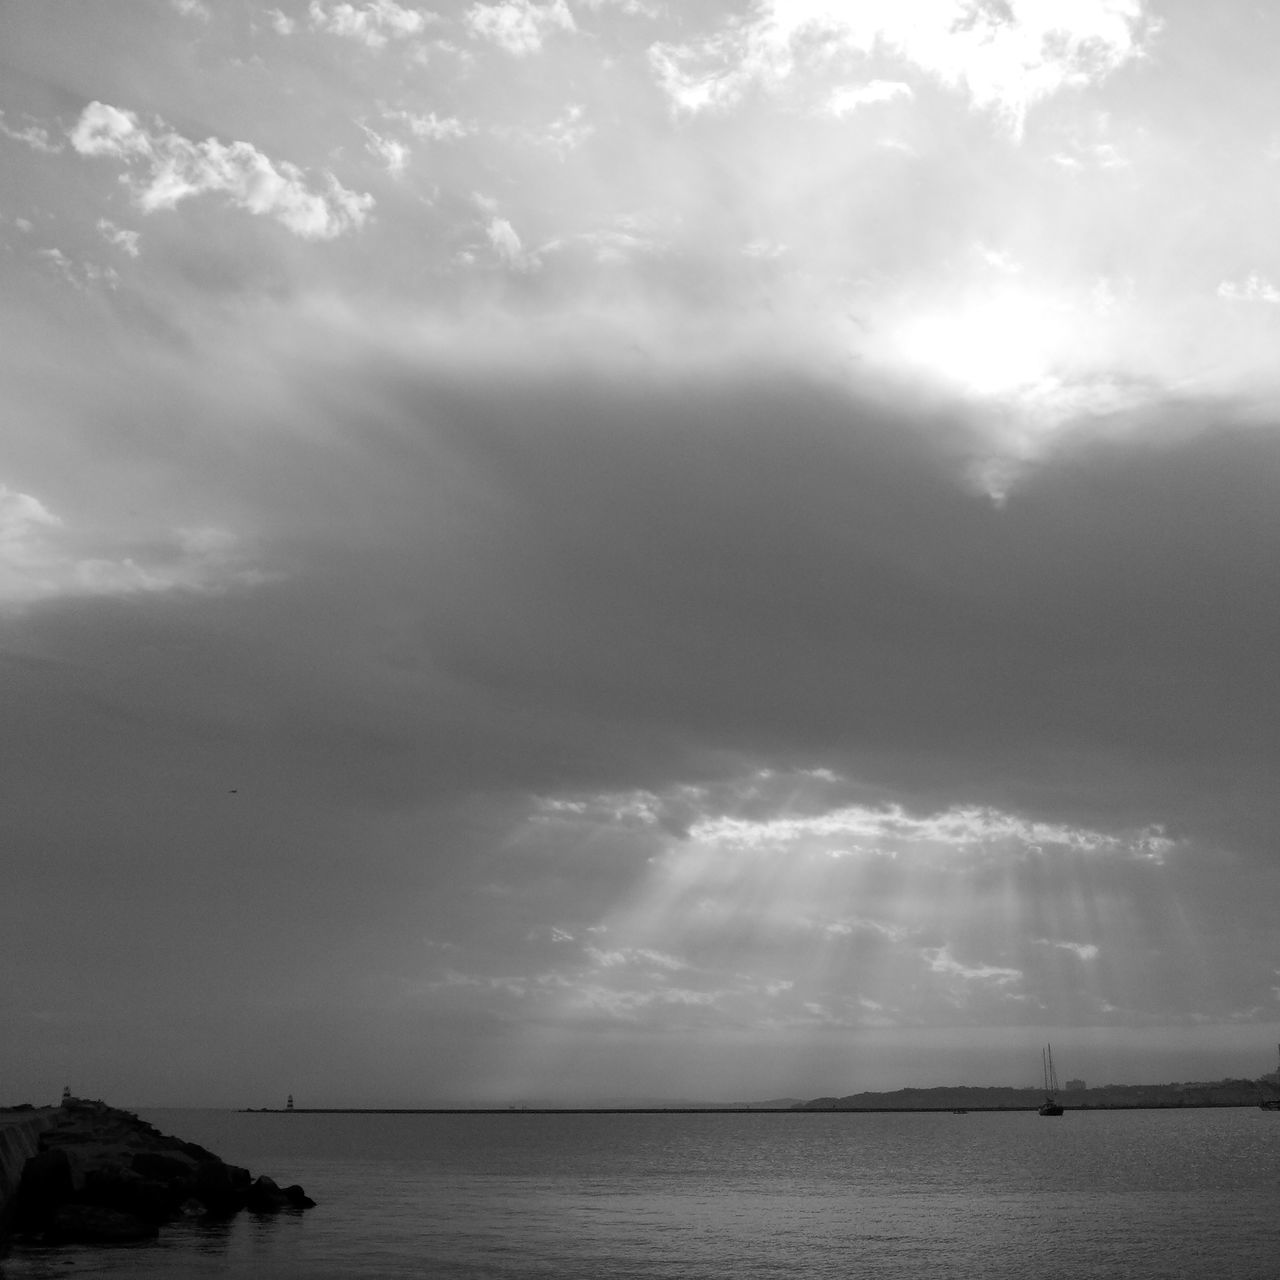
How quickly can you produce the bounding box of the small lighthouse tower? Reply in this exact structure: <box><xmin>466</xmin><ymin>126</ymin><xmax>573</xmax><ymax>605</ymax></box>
<box><xmin>286</xmin><ymin>1094</ymin><xmax>294</xmax><ymax>1111</ymax></box>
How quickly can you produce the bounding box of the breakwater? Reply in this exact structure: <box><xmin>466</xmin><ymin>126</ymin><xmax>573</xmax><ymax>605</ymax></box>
<box><xmin>245</xmin><ymin>1107</ymin><xmax>801</xmax><ymax>1114</ymax></box>
<box><xmin>3</xmin><ymin>1099</ymin><xmax>315</xmax><ymax>1246</ymax></box>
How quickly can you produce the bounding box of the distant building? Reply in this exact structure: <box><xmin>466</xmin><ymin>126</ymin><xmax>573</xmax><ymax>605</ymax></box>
<box><xmin>1065</xmin><ymin>1079</ymin><xmax>1087</xmax><ymax>1092</ymax></box>
<box><xmin>286</xmin><ymin>1094</ymin><xmax>294</xmax><ymax>1111</ymax></box>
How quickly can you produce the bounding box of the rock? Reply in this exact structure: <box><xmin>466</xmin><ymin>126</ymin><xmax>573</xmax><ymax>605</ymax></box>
<box><xmin>130</xmin><ymin>1151</ymin><xmax>196</xmax><ymax>1182</ymax></box>
<box><xmin>176</xmin><ymin>1139</ymin><xmax>221</xmax><ymax>1163</ymax></box>
<box><xmin>13</xmin><ymin>1148</ymin><xmax>75</xmax><ymax>1231</ymax></box>
<box><xmin>245</xmin><ymin>1174</ymin><xmax>317</xmax><ymax>1213</ymax></box>
<box><xmin>282</xmin><ymin>1184</ymin><xmax>317</xmax><ymax>1209</ymax></box>
<box><xmin>81</xmin><ymin>1167</ymin><xmax>182</xmax><ymax>1223</ymax></box>
<box><xmin>44</xmin><ymin>1204</ymin><xmax>159</xmax><ymax>1244</ymax></box>
<box><xmin>192</xmin><ymin>1159</ymin><xmax>250</xmax><ymax>1216</ymax></box>
<box><xmin>9</xmin><ymin>1101</ymin><xmax>315</xmax><ymax>1246</ymax></box>
<box><xmin>245</xmin><ymin>1174</ymin><xmax>289</xmax><ymax>1212</ymax></box>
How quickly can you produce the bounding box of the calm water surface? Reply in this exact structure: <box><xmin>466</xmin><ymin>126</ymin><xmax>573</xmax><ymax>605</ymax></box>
<box><xmin>3</xmin><ymin>1108</ymin><xmax>1278</xmax><ymax>1278</ymax></box>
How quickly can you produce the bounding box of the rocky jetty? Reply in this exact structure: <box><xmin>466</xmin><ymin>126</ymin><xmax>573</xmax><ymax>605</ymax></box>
<box><xmin>9</xmin><ymin>1097</ymin><xmax>314</xmax><ymax>1246</ymax></box>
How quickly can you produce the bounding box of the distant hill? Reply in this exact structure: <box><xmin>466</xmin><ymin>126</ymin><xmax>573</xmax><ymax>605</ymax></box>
<box><xmin>794</xmin><ymin>1079</ymin><xmax>1277</xmax><ymax>1110</ymax></box>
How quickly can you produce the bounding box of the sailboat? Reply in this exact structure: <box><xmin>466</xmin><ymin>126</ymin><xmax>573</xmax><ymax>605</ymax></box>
<box><xmin>1038</xmin><ymin>1045</ymin><xmax>1064</xmax><ymax>1116</ymax></box>
<box><xmin>1260</xmin><ymin>1044</ymin><xmax>1280</xmax><ymax>1110</ymax></box>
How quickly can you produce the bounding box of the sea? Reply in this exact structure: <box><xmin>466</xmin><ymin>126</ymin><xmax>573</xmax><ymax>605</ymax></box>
<box><xmin>3</xmin><ymin>1107</ymin><xmax>1279</xmax><ymax>1279</ymax></box>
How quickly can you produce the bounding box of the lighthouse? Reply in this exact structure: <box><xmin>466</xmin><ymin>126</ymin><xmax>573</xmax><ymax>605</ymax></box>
<box><xmin>286</xmin><ymin>1094</ymin><xmax>294</xmax><ymax>1111</ymax></box>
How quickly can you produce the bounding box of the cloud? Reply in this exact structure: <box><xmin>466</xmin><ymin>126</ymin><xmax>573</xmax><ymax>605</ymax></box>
<box><xmin>350</xmin><ymin>107</ymin><xmax>473</xmax><ymax>180</ymax></box>
<box><xmin>485</xmin><ymin>214</ymin><xmax>536</xmax><ymax>269</ymax></box>
<box><xmin>543</xmin><ymin>103</ymin><xmax>593</xmax><ymax>153</ymax></box>
<box><xmin>254</xmin><ymin>356</ymin><xmax>1277</xmax><ymax>861</ymax></box>
<box><xmin>0</xmin><ymin>110</ymin><xmax>64</xmax><ymax>154</ymax></box>
<box><xmin>170</xmin><ymin>0</ymin><xmax>211</xmax><ymax>19</ymax></box>
<box><xmin>1218</xmin><ymin>274</ymin><xmax>1280</xmax><ymax>304</ymax></box>
<box><xmin>689</xmin><ymin>804</ymin><xmax>1173</xmax><ymax>863</ymax></box>
<box><xmin>824</xmin><ymin>80</ymin><xmax>913</xmax><ymax>117</ymax></box>
<box><xmin>584</xmin><ymin>946</ymin><xmax>689</xmax><ymax>972</ymax></box>
<box><xmin>0</xmin><ymin>485</ymin><xmax>256</xmax><ymax>607</ymax></box>
<box><xmin>9</xmin><ymin>0</ymin><xmax>1280</xmax><ymax>1107</ymax></box>
<box><xmin>575</xmin><ymin>0</ymin><xmax>660</xmax><ymax>15</ymax></box>
<box><xmin>821</xmin><ymin>917</ymin><xmax>908</xmax><ymax>942</ymax></box>
<box><xmin>1053</xmin><ymin>137</ymin><xmax>1131</xmax><ymax>170</ymax></box>
<box><xmin>1037</xmin><ymin>939</ymin><xmax>1101</xmax><ymax>961</ymax></box>
<box><xmin>362</xmin><ymin>125</ymin><xmax>412</xmax><ymax>176</ymax></box>
<box><xmin>8</xmin><ymin>322</ymin><xmax>1280</xmax><ymax>1098</ymax></box>
<box><xmin>650</xmin><ymin>0</ymin><xmax>1153</xmax><ymax>133</ymax></box>
<box><xmin>68</xmin><ymin>101</ymin><xmax>373</xmax><ymax>239</ymax></box>
<box><xmin>389</xmin><ymin>109</ymin><xmax>470</xmax><ymax>140</ymax></box>
<box><xmin>35</xmin><ymin>247</ymin><xmax>119</xmax><ymax>293</ymax></box>
<box><xmin>0</xmin><ymin>486</ymin><xmax>60</xmax><ymax>571</ymax></box>
<box><xmin>493</xmin><ymin>103</ymin><xmax>593</xmax><ymax>156</ymax></box>
<box><xmin>96</xmin><ymin>218</ymin><xmax>141</xmax><ymax>257</ymax></box>
<box><xmin>923</xmin><ymin>946</ymin><xmax>1023</xmax><ymax>986</ymax></box>
<box><xmin>465</xmin><ymin>0</ymin><xmax>575</xmax><ymax>56</ymax></box>
<box><xmin>307</xmin><ymin>0</ymin><xmax>434</xmax><ymax>47</ymax></box>
<box><xmin>542</xmin><ymin>224</ymin><xmax>661</xmax><ymax>265</ymax></box>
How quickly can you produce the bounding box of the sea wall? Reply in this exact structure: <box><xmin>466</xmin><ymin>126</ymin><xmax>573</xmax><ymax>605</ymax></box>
<box><xmin>0</xmin><ymin>1110</ymin><xmax>55</xmax><ymax>1225</ymax></box>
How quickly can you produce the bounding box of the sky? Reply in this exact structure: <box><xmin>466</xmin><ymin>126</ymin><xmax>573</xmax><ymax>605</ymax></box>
<box><xmin>4</xmin><ymin>0</ymin><xmax>1280</xmax><ymax>1107</ymax></box>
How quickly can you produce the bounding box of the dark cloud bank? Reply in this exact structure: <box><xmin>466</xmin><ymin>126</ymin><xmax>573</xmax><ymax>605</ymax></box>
<box><xmin>300</xmin><ymin>363</ymin><xmax>1280</xmax><ymax>851</ymax></box>
<box><xmin>6</xmin><ymin>359</ymin><xmax>1280</xmax><ymax>1100</ymax></box>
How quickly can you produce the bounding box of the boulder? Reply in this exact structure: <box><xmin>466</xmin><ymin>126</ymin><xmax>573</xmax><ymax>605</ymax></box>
<box><xmin>245</xmin><ymin>1174</ymin><xmax>290</xmax><ymax>1212</ymax></box>
<box><xmin>176</xmin><ymin>1139</ymin><xmax>221</xmax><ymax>1163</ymax></box>
<box><xmin>130</xmin><ymin>1150</ymin><xmax>196</xmax><ymax>1182</ymax></box>
<box><xmin>282</xmin><ymin>1184</ymin><xmax>318</xmax><ymax>1209</ymax></box>
<box><xmin>192</xmin><ymin>1159</ymin><xmax>250</xmax><ymax>1216</ymax></box>
<box><xmin>82</xmin><ymin>1166</ymin><xmax>183</xmax><ymax>1223</ymax></box>
<box><xmin>13</xmin><ymin>1148</ymin><xmax>74</xmax><ymax>1230</ymax></box>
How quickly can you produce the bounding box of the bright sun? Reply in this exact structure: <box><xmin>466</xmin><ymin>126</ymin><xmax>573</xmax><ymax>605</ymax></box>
<box><xmin>893</xmin><ymin>294</ymin><xmax>1064</xmax><ymax>396</ymax></box>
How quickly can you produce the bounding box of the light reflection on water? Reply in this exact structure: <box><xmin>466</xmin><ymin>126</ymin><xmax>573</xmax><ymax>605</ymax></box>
<box><xmin>3</xmin><ymin>1109</ymin><xmax>1280</xmax><ymax>1278</ymax></box>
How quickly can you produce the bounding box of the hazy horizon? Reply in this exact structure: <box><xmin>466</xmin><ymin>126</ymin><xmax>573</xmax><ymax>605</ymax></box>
<box><xmin>5</xmin><ymin>0</ymin><xmax>1280</xmax><ymax>1109</ymax></box>
<box><xmin>19</xmin><ymin>1031</ymin><xmax>1280</xmax><ymax>1112</ymax></box>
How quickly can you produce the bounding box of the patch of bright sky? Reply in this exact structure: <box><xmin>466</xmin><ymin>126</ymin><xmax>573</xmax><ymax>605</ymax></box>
<box><xmin>5</xmin><ymin>0</ymin><xmax>1278</xmax><ymax>439</ymax></box>
<box><xmin>651</xmin><ymin>0</ymin><xmax>1151</xmax><ymax>127</ymax></box>
<box><xmin>514</xmin><ymin>776</ymin><xmax>1176</xmax><ymax>1030</ymax></box>
<box><xmin>442</xmin><ymin>765</ymin><xmax>1238</xmax><ymax>1098</ymax></box>
<box><xmin>468</xmin><ymin>757</ymin><xmax>1208</xmax><ymax>1070</ymax></box>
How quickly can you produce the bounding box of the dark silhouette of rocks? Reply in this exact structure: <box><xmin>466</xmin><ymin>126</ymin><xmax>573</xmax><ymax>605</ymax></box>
<box><xmin>9</xmin><ymin>1096</ymin><xmax>315</xmax><ymax>1247</ymax></box>
<box><xmin>245</xmin><ymin>1174</ymin><xmax>315</xmax><ymax>1212</ymax></box>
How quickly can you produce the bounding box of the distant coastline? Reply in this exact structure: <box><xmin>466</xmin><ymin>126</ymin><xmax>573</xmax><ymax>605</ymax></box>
<box><xmin>242</xmin><ymin>1076</ymin><xmax>1280</xmax><ymax>1115</ymax></box>
<box><xmin>798</xmin><ymin>1077</ymin><xmax>1280</xmax><ymax>1111</ymax></box>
